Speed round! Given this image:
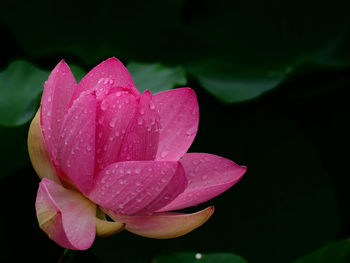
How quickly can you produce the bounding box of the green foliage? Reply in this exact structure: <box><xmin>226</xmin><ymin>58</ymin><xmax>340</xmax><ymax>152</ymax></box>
<box><xmin>292</xmin><ymin>239</ymin><xmax>350</xmax><ymax>263</ymax></box>
<box><xmin>127</xmin><ymin>62</ymin><xmax>186</xmax><ymax>94</ymax></box>
<box><xmin>0</xmin><ymin>60</ymin><xmax>48</xmax><ymax>126</ymax></box>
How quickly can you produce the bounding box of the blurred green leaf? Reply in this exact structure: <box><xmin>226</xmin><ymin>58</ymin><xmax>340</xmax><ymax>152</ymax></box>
<box><xmin>69</xmin><ymin>64</ymin><xmax>87</xmax><ymax>83</ymax></box>
<box><xmin>153</xmin><ymin>252</ymin><xmax>248</xmax><ymax>263</ymax></box>
<box><xmin>292</xmin><ymin>239</ymin><xmax>350</xmax><ymax>263</ymax></box>
<box><xmin>1</xmin><ymin>0</ymin><xmax>349</xmax><ymax>103</ymax></box>
<box><xmin>127</xmin><ymin>62</ymin><xmax>187</xmax><ymax>94</ymax></box>
<box><xmin>0</xmin><ymin>60</ymin><xmax>48</xmax><ymax>126</ymax></box>
<box><xmin>0</xmin><ymin>124</ymin><xmax>30</xmax><ymax>179</ymax></box>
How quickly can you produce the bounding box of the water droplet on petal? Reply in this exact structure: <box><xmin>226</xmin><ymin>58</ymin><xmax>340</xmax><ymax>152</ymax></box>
<box><xmin>137</xmin><ymin>118</ymin><xmax>143</xmax><ymax>125</ymax></box>
<box><xmin>149</xmin><ymin>101</ymin><xmax>155</xmax><ymax>110</ymax></box>
<box><xmin>186</xmin><ymin>127</ymin><xmax>196</xmax><ymax>136</ymax></box>
<box><xmin>135</xmin><ymin>168</ymin><xmax>141</xmax><ymax>174</ymax></box>
<box><xmin>160</xmin><ymin>151</ymin><xmax>169</xmax><ymax>158</ymax></box>
<box><xmin>109</xmin><ymin>118</ymin><xmax>117</xmax><ymax>127</ymax></box>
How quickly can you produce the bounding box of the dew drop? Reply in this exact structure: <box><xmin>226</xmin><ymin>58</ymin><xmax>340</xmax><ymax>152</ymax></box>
<box><xmin>160</xmin><ymin>151</ymin><xmax>168</xmax><ymax>158</ymax></box>
<box><xmin>98</xmin><ymin>116</ymin><xmax>104</xmax><ymax>124</ymax></box>
<box><xmin>201</xmin><ymin>175</ymin><xmax>207</xmax><ymax>180</ymax></box>
<box><xmin>109</xmin><ymin>118</ymin><xmax>117</xmax><ymax>127</ymax></box>
<box><xmin>161</xmin><ymin>177</ymin><xmax>167</xmax><ymax>183</ymax></box>
<box><xmin>137</xmin><ymin>118</ymin><xmax>143</xmax><ymax>125</ymax></box>
<box><xmin>149</xmin><ymin>101</ymin><xmax>155</xmax><ymax>110</ymax></box>
<box><xmin>47</xmin><ymin>96</ymin><xmax>52</xmax><ymax>102</ymax></box>
<box><xmin>139</xmin><ymin>108</ymin><xmax>145</xmax><ymax>115</ymax></box>
<box><xmin>195</xmin><ymin>253</ymin><xmax>202</xmax><ymax>260</ymax></box>
<box><xmin>101</xmin><ymin>102</ymin><xmax>107</xmax><ymax>111</ymax></box>
<box><xmin>126</xmin><ymin>169</ymin><xmax>132</xmax><ymax>174</ymax></box>
<box><xmin>186</xmin><ymin>127</ymin><xmax>196</xmax><ymax>136</ymax></box>
<box><xmin>135</xmin><ymin>168</ymin><xmax>141</xmax><ymax>174</ymax></box>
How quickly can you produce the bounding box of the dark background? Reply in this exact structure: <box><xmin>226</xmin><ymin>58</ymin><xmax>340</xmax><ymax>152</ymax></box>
<box><xmin>0</xmin><ymin>0</ymin><xmax>349</xmax><ymax>262</ymax></box>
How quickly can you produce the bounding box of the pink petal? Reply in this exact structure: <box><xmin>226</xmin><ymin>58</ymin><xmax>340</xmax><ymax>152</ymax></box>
<box><xmin>95</xmin><ymin>90</ymin><xmax>138</xmax><ymax>172</ymax></box>
<box><xmin>41</xmin><ymin>60</ymin><xmax>77</xmax><ymax>167</ymax></box>
<box><xmin>118</xmin><ymin>90</ymin><xmax>160</xmax><ymax>161</ymax></box>
<box><xmin>108</xmin><ymin>206</ymin><xmax>214</xmax><ymax>239</ymax></box>
<box><xmin>70</xmin><ymin>57</ymin><xmax>140</xmax><ymax>103</ymax></box>
<box><xmin>158</xmin><ymin>153</ymin><xmax>246</xmax><ymax>211</ymax></box>
<box><xmin>153</xmin><ymin>88</ymin><xmax>199</xmax><ymax>161</ymax></box>
<box><xmin>88</xmin><ymin>161</ymin><xmax>187</xmax><ymax>215</ymax></box>
<box><xmin>35</xmin><ymin>178</ymin><xmax>96</xmax><ymax>250</ymax></box>
<box><xmin>57</xmin><ymin>93</ymin><xmax>96</xmax><ymax>194</ymax></box>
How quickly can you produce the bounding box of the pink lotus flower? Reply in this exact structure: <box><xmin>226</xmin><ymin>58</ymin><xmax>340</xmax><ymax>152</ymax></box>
<box><xmin>28</xmin><ymin>58</ymin><xmax>246</xmax><ymax>250</ymax></box>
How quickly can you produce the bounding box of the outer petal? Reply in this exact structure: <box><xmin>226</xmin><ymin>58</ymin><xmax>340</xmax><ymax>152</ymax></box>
<box><xmin>28</xmin><ymin>109</ymin><xmax>60</xmax><ymax>183</ymax></box>
<box><xmin>118</xmin><ymin>90</ymin><xmax>160</xmax><ymax>161</ymax></box>
<box><xmin>158</xmin><ymin>153</ymin><xmax>246</xmax><ymax>211</ymax></box>
<box><xmin>70</xmin><ymin>57</ymin><xmax>139</xmax><ymax>103</ymax></box>
<box><xmin>107</xmin><ymin>206</ymin><xmax>214</xmax><ymax>239</ymax></box>
<box><xmin>88</xmin><ymin>161</ymin><xmax>187</xmax><ymax>215</ymax></box>
<box><xmin>35</xmin><ymin>178</ymin><xmax>96</xmax><ymax>250</ymax></box>
<box><xmin>153</xmin><ymin>88</ymin><xmax>199</xmax><ymax>161</ymax></box>
<box><xmin>95</xmin><ymin>90</ymin><xmax>137</xmax><ymax>172</ymax></box>
<box><xmin>41</xmin><ymin>60</ymin><xmax>77</xmax><ymax>166</ymax></box>
<box><xmin>57</xmin><ymin>93</ymin><xmax>96</xmax><ymax>194</ymax></box>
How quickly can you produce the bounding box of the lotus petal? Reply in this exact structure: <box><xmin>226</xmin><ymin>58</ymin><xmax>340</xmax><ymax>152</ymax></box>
<box><xmin>57</xmin><ymin>93</ymin><xmax>96</xmax><ymax>194</ymax></box>
<box><xmin>159</xmin><ymin>153</ymin><xmax>246</xmax><ymax>211</ymax></box>
<box><xmin>118</xmin><ymin>90</ymin><xmax>160</xmax><ymax>161</ymax></box>
<box><xmin>108</xmin><ymin>206</ymin><xmax>214</xmax><ymax>239</ymax></box>
<box><xmin>153</xmin><ymin>88</ymin><xmax>199</xmax><ymax>161</ymax></box>
<box><xmin>89</xmin><ymin>161</ymin><xmax>187</xmax><ymax>215</ymax></box>
<box><xmin>35</xmin><ymin>178</ymin><xmax>96</xmax><ymax>250</ymax></box>
<box><xmin>70</xmin><ymin>57</ymin><xmax>139</xmax><ymax>103</ymax></box>
<box><xmin>40</xmin><ymin>60</ymin><xmax>77</xmax><ymax>166</ymax></box>
<box><xmin>28</xmin><ymin>109</ymin><xmax>60</xmax><ymax>183</ymax></box>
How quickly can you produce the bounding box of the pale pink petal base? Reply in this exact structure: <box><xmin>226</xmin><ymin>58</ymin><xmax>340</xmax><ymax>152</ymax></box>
<box><xmin>159</xmin><ymin>153</ymin><xmax>246</xmax><ymax>211</ymax></box>
<box><xmin>107</xmin><ymin>206</ymin><xmax>214</xmax><ymax>239</ymax></box>
<box><xmin>154</xmin><ymin>88</ymin><xmax>199</xmax><ymax>161</ymax></box>
<box><xmin>36</xmin><ymin>179</ymin><xmax>96</xmax><ymax>250</ymax></box>
<box><xmin>95</xmin><ymin>217</ymin><xmax>125</xmax><ymax>237</ymax></box>
<box><xmin>28</xmin><ymin>109</ymin><xmax>60</xmax><ymax>183</ymax></box>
